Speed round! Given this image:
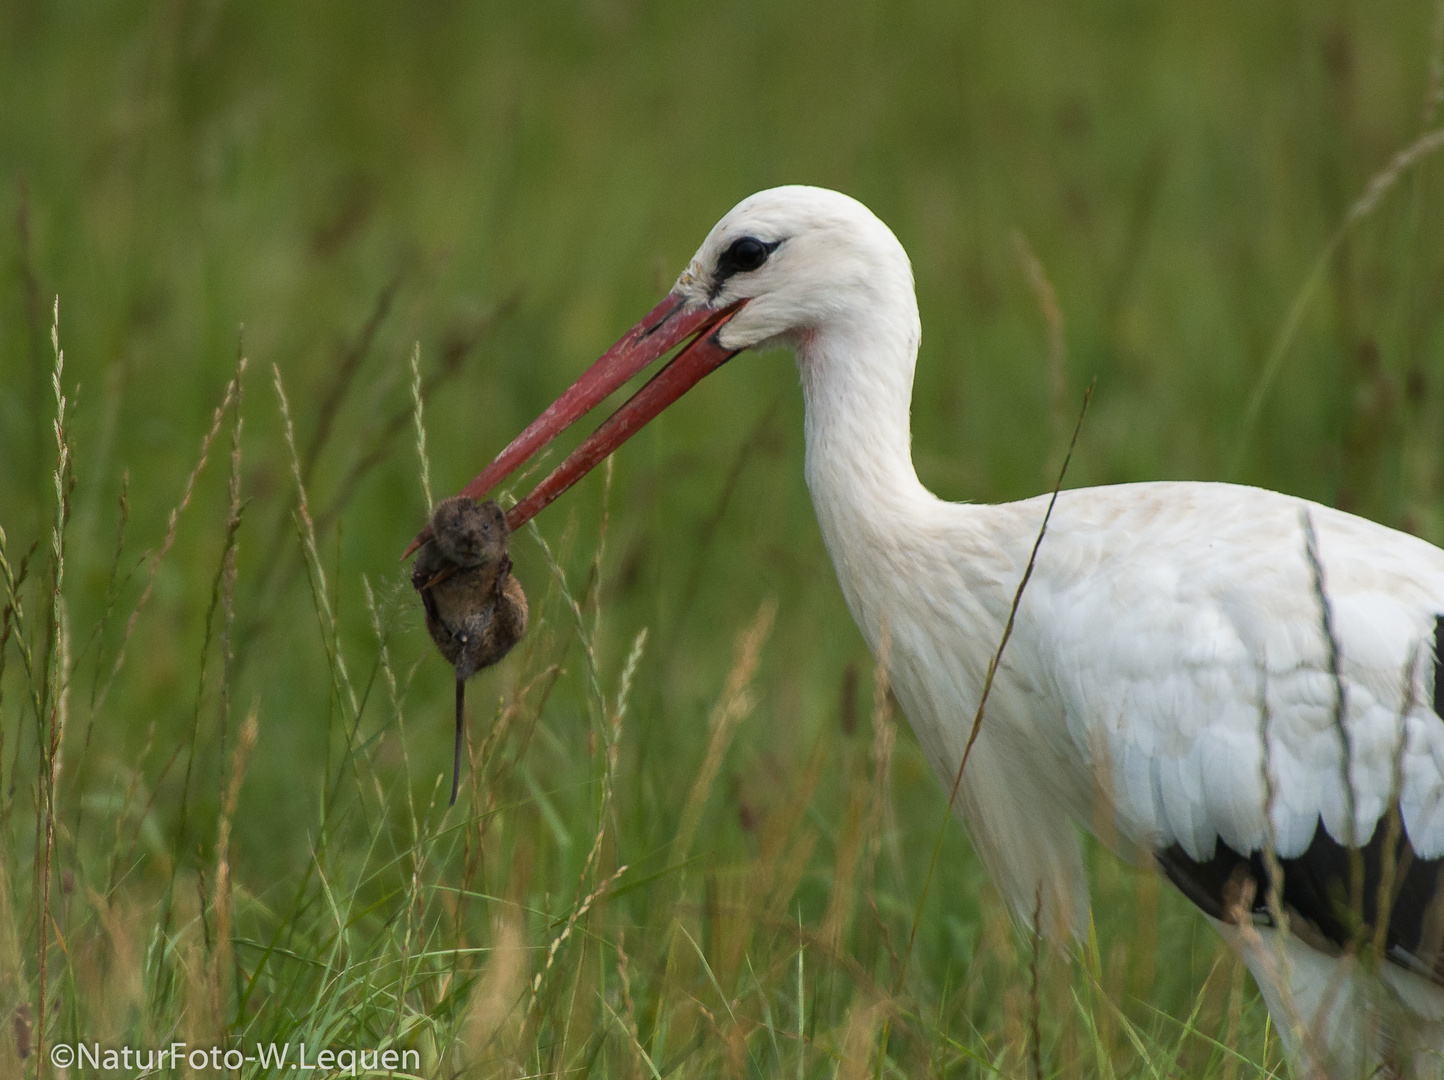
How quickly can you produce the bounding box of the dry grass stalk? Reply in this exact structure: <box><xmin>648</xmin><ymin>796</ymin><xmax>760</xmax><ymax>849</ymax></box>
<box><xmin>363</xmin><ymin>575</ymin><xmax>402</xmax><ymax>716</ymax></box>
<box><xmin>1227</xmin><ymin>876</ymin><xmax>1326</xmax><ymax>1080</ymax></box>
<box><xmin>671</xmin><ymin>598</ymin><xmax>777</xmax><ymax>867</ymax></box>
<box><xmin>1237</xmin><ymin>123</ymin><xmax>1444</xmax><ymax>466</ymax></box>
<box><xmin>1</xmin><ymin>528</ymin><xmax>42</xmax><ymax>854</ymax></box>
<box><xmin>457</xmin><ymin>916</ymin><xmax>525</xmax><ymax>1074</ymax></box>
<box><xmin>1345</xmin><ymin>126</ymin><xmax>1444</xmax><ymax>228</ymax></box>
<box><xmin>273</xmin><ymin>362</ymin><xmax>359</xmax><ymax>720</ymax></box>
<box><xmin>175</xmin><ymin>870</ymin><xmax>220</xmax><ymax>1064</ymax></box>
<box><xmin>362</xmin><ymin>572</ymin><xmax>427</xmax><ymax>855</ymax></box>
<box><xmin>523</xmin><ymin>629</ymin><xmax>647</xmax><ymax>1021</ymax></box>
<box><xmin>43</xmin><ymin>608</ymin><xmax>70</xmax><ymax>822</ymax></box>
<box><xmin>581</xmin><ymin>623</ymin><xmax>646</xmax><ymax>871</ymax></box>
<box><xmin>605</xmin><ymin>622</ymin><xmax>645</xmax><ymax>767</ymax></box>
<box><xmin>36</xmin><ymin>297</ymin><xmax>71</xmax><ymax>1080</ymax></box>
<box><xmin>1251</xmin><ymin>664</ymin><xmax>1321</xmax><ymax>1075</ymax></box>
<box><xmin>409</xmin><ymin>341</ymin><xmax>433</xmax><ymax>513</ymax></box>
<box><xmin>613</xmin><ymin>930</ymin><xmax>645</xmax><ymax>1080</ymax></box>
<box><xmin>835</xmin><ymin>992</ymin><xmax>889</xmax><ymax>1080</ymax></box>
<box><xmin>0</xmin><ymin>526</ymin><xmax>35</xmax><ymax>721</ymax></box>
<box><xmin>589</xmin><ymin>454</ymin><xmax>613</xmax><ymax>647</ymax></box>
<box><xmin>1301</xmin><ymin>512</ymin><xmax>1366</xmax><ymax>928</ymax></box>
<box><xmin>170</xmin><ymin>355</ymin><xmax>248</xmax><ymax>871</ymax></box>
<box><xmin>553</xmin><ymin>625</ymin><xmax>645</xmax><ymax>970</ymax></box>
<box><xmin>0</xmin><ymin>861</ymin><xmax>21</xmax><ymax>1075</ymax></box>
<box><xmin>94</xmin><ymin>364</ymin><xmax>242</xmax><ymax>714</ymax></box>
<box><xmin>527</xmin><ymin>520</ymin><xmax>609</xmax><ymax>720</ymax></box>
<box><xmin>82</xmin><ymin>887</ymin><xmax>148</xmax><ymax>1047</ymax></box>
<box><xmin>469</xmin><ymin>661</ymin><xmax>563</xmax><ymax>813</ymax></box>
<box><xmin>1370</xmin><ymin>650</ymin><xmax>1418</xmax><ymax>964</ymax></box>
<box><xmin>528</xmin><ymin>863</ymin><xmax>627</xmax><ymax>1012</ymax></box>
<box><xmin>209</xmin><ymin>707</ymin><xmax>257</xmax><ymax>1028</ymax></box>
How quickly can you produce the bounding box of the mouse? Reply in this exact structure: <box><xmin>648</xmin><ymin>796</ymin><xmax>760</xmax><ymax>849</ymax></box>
<box><xmin>410</xmin><ymin>496</ymin><xmax>528</xmax><ymax>804</ymax></box>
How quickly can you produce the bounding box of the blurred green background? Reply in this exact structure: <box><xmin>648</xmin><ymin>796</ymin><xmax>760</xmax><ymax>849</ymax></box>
<box><xmin>1</xmin><ymin>0</ymin><xmax>1442</xmax><ymax>1070</ymax></box>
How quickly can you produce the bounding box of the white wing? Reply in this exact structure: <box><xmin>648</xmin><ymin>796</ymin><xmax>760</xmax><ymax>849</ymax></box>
<box><xmin>1020</xmin><ymin>482</ymin><xmax>1444</xmax><ymax>866</ymax></box>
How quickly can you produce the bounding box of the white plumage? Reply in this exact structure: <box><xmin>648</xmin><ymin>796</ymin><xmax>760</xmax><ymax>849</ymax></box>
<box><xmin>667</xmin><ymin>186</ymin><xmax>1444</xmax><ymax>1075</ymax></box>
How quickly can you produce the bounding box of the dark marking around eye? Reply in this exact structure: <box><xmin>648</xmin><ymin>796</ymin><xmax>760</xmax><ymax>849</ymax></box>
<box><xmin>713</xmin><ymin>235</ymin><xmax>782</xmax><ymax>291</ymax></box>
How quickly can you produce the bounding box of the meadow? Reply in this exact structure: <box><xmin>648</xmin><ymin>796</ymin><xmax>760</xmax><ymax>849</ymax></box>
<box><xmin>2</xmin><ymin>1</ymin><xmax>1444</xmax><ymax>1075</ymax></box>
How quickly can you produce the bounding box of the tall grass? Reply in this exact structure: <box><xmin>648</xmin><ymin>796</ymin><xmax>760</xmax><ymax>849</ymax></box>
<box><xmin>3</xmin><ymin>1</ymin><xmax>1444</xmax><ymax>1077</ymax></box>
<box><xmin>0</xmin><ymin>308</ymin><xmax>1285</xmax><ymax>1079</ymax></box>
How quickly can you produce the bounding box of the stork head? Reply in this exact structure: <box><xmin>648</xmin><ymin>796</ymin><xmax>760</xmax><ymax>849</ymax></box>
<box><xmin>674</xmin><ymin>185</ymin><xmax>918</xmax><ymax>357</ymax></box>
<box><xmin>403</xmin><ymin>186</ymin><xmax>917</xmax><ymax>556</ymax></box>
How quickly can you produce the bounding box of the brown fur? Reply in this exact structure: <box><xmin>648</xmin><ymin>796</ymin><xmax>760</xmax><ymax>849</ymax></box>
<box><xmin>411</xmin><ymin>496</ymin><xmax>528</xmax><ymax>802</ymax></box>
<box><xmin>412</xmin><ymin>497</ymin><xmax>528</xmax><ymax>679</ymax></box>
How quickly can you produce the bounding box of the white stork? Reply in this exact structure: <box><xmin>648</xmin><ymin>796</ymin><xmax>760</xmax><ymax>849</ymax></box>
<box><xmin>410</xmin><ymin>186</ymin><xmax>1444</xmax><ymax>1076</ymax></box>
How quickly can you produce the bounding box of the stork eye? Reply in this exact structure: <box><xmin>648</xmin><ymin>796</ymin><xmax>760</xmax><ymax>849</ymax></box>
<box><xmin>716</xmin><ymin>236</ymin><xmax>779</xmax><ymax>281</ymax></box>
<box><xmin>730</xmin><ymin>237</ymin><xmax>768</xmax><ymax>270</ymax></box>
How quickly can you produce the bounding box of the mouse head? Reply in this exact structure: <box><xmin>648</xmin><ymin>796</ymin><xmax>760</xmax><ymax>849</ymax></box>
<box><xmin>429</xmin><ymin>496</ymin><xmax>510</xmax><ymax>568</ymax></box>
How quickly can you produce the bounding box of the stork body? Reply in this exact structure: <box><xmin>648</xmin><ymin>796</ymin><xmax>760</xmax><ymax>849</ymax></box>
<box><xmin>438</xmin><ymin>185</ymin><xmax>1444</xmax><ymax>1074</ymax></box>
<box><xmin>692</xmin><ymin>188</ymin><xmax>1444</xmax><ymax>1075</ymax></box>
<box><xmin>811</xmin><ymin>473</ymin><xmax>1444</xmax><ymax>1071</ymax></box>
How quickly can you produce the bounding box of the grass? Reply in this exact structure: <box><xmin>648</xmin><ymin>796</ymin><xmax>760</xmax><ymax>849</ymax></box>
<box><xmin>2</xmin><ymin>0</ymin><xmax>1444</xmax><ymax>1075</ymax></box>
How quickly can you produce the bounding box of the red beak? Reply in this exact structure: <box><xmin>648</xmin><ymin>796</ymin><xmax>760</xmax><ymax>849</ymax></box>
<box><xmin>404</xmin><ymin>292</ymin><xmax>745</xmax><ymax>558</ymax></box>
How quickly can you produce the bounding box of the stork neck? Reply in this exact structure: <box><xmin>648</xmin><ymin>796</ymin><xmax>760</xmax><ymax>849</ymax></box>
<box><xmin>798</xmin><ymin>318</ymin><xmax>930</xmax><ymax>522</ymax></box>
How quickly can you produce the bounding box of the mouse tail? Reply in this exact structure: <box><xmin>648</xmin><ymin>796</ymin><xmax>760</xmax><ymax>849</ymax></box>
<box><xmin>451</xmin><ymin>675</ymin><xmax>465</xmax><ymax>806</ymax></box>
